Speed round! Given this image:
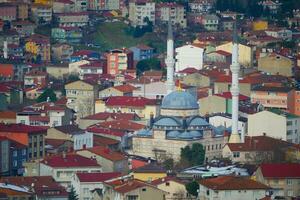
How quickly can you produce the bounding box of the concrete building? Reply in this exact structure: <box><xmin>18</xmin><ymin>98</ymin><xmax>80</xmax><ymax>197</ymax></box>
<box><xmin>189</xmin><ymin>0</ymin><xmax>213</xmax><ymax>13</ymax></box>
<box><xmin>56</xmin><ymin>12</ymin><xmax>89</xmax><ymax>27</ymax></box>
<box><xmin>25</xmin><ymin>34</ymin><xmax>51</xmax><ymax>62</ymax></box>
<box><xmin>129</xmin><ymin>44</ymin><xmax>154</xmax><ymax>61</ymax></box>
<box><xmin>258</xmin><ymin>53</ymin><xmax>294</xmax><ymax>77</ymax></box>
<box><xmin>129</xmin><ymin>0</ymin><xmax>155</xmax><ymax>27</ymax></box>
<box><xmin>31</xmin><ymin>3</ymin><xmax>52</xmax><ymax>24</ymax></box>
<box><xmin>51</xmin><ymin>43</ymin><xmax>74</xmax><ymax>62</ymax></box>
<box><xmin>200</xmin><ymin>14</ymin><xmax>219</xmax><ymax>31</ymax></box>
<box><xmin>53</xmin><ymin>0</ymin><xmax>75</xmax><ymax>13</ymax></box>
<box><xmin>216</xmin><ymin>42</ymin><xmax>254</xmax><ymax>67</ymax></box>
<box><xmin>198</xmin><ymin>176</ymin><xmax>270</xmax><ymax>200</ymax></box>
<box><xmin>250</xmin><ymin>86</ymin><xmax>293</xmax><ymax>110</ymax></box>
<box><xmin>0</xmin><ymin>3</ymin><xmax>17</xmax><ymax>21</ymax></box>
<box><xmin>248</xmin><ymin>109</ymin><xmax>300</xmax><ymax>143</ymax></box>
<box><xmin>71</xmin><ymin>172</ymin><xmax>121</xmax><ymax>200</ymax></box>
<box><xmin>156</xmin><ymin>2</ymin><xmax>186</xmax><ymax>28</ymax></box>
<box><xmin>175</xmin><ymin>44</ymin><xmax>204</xmax><ymax>72</ymax></box>
<box><xmin>255</xmin><ymin>163</ymin><xmax>300</xmax><ymax>198</ymax></box>
<box><xmin>265</xmin><ymin>28</ymin><xmax>292</xmax><ymax>40</ymax></box>
<box><xmin>65</xmin><ymin>80</ymin><xmax>99</xmax><ymax>118</ymax></box>
<box><xmin>40</xmin><ymin>154</ymin><xmax>102</xmax><ymax>188</ymax></box>
<box><xmin>106</xmin><ymin>48</ymin><xmax>134</xmax><ymax>75</ymax></box>
<box><xmin>132</xmin><ymin>81</ymin><xmax>167</xmax><ymax>99</ymax></box>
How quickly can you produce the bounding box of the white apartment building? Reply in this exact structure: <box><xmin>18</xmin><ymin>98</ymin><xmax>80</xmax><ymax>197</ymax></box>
<box><xmin>31</xmin><ymin>4</ymin><xmax>52</xmax><ymax>24</ymax></box>
<box><xmin>57</xmin><ymin>12</ymin><xmax>89</xmax><ymax>27</ymax></box>
<box><xmin>248</xmin><ymin>110</ymin><xmax>300</xmax><ymax>144</ymax></box>
<box><xmin>175</xmin><ymin>44</ymin><xmax>204</xmax><ymax>72</ymax></box>
<box><xmin>40</xmin><ymin>154</ymin><xmax>102</xmax><ymax>188</ymax></box>
<box><xmin>73</xmin><ymin>131</ymin><xmax>93</xmax><ymax>150</ymax></box>
<box><xmin>189</xmin><ymin>0</ymin><xmax>213</xmax><ymax>13</ymax></box>
<box><xmin>129</xmin><ymin>0</ymin><xmax>155</xmax><ymax>27</ymax></box>
<box><xmin>156</xmin><ymin>2</ymin><xmax>186</xmax><ymax>28</ymax></box>
<box><xmin>201</xmin><ymin>14</ymin><xmax>219</xmax><ymax>31</ymax></box>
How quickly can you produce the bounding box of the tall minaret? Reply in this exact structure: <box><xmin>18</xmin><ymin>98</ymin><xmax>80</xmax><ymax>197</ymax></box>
<box><xmin>165</xmin><ymin>20</ymin><xmax>175</xmax><ymax>94</ymax></box>
<box><xmin>3</xmin><ymin>40</ymin><xmax>8</xmax><ymax>59</ymax></box>
<box><xmin>229</xmin><ymin>22</ymin><xmax>241</xmax><ymax>143</ymax></box>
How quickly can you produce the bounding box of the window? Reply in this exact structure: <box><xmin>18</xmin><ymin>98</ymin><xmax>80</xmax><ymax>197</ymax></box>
<box><xmin>288</xmin><ymin>190</ymin><xmax>293</xmax><ymax>196</ymax></box>
<box><xmin>287</xmin><ymin>179</ymin><xmax>293</xmax><ymax>185</ymax></box>
<box><xmin>83</xmin><ymin>188</ymin><xmax>89</xmax><ymax>194</ymax></box>
<box><xmin>233</xmin><ymin>152</ymin><xmax>240</xmax><ymax>158</ymax></box>
<box><xmin>13</xmin><ymin>160</ymin><xmax>17</xmax><ymax>167</ymax></box>
<box><xmin>166</xmin><ymin>182</ymin><xmax>170</xmax><ymax>186</ymax></box>
<box><xmin>206</xmin><ymin>189</ymin><xmax>210</xmax><ymax>196</ymax></box>
<box><xmin>142</xmin><ymin>188</ymin><xmax>147</xmax><ymax>191</ymax></box>
<box><xmin>13</xmin><ymin>150</ymin><xmax>17</xmax><ymax>157</ymax></box>
<box><xmin>127</xmin><ymin>195</ymin><xmax>138</xmax><ymax>200</ymax></box>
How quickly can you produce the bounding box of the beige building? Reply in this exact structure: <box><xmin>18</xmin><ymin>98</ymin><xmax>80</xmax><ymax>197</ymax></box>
<box><xmin>198</xmin><ymin>176</ymin><xmax>270</xmax><ymax>200</ymax></box>
<box><xmin>100</xmin><ymin>179</ymin><xmax>167</xmax><ymax>200</ymax></box>
<box><xmin>46</xmin><ymin>63</ymin><xmax>69</xmax><ymax>80</ymax></box>
<box><xmin>99</xmin><ymin>84</ymin><xmax>135</xmax><ymax>99</ymax></box>
<box><xmin>152</xmin><ymin>177</ymin><xmax>189</xmax><ymax>199</ymax></box>
<box><xmin>247</xmin><ymin>110</ymin><xmax>300</xmax><ymax>143</ymax></box>
<box><xmin>76</xmin><ymin>146</ymin><xmax>129</xmax><ymax>173</ymax></box>
<box><xmin>65</xmin><ymin>80</ymin><xmax>99</xmax><ymax>118</ymax></box>
<box><xmin>133</xmin><ymin>90</ymin><xmax>228</xmax><ymax>161</ymax></box>
<box><xmin>69</xmin><ymin>60</ymin><xmax>90</xmax><ymax>75</ymax></box>
<box><xmin>198</xmin><ymin>94</ymin><xmax>226</xmax><ymax>115</ymax></box>
<box><xmin>51</xmin><ymin>43</ymin><xmax>73</xmax><ymax>62</ymax></box>
<box><xmin>129</xmin><ymin>0</ymin><xmax>156</xmax><ymax>27</ymax></box>
<box><xmin>258</xmin><ymin>53</ymin><xmax>294</xmax><ymax>77</ymax></box>
<box><xmin>214</xmin><ymin>79</ymin><xmax>252</xmax><ymax>96</ymax></box>
<box><xmin>182</xmin><ymin>72</ymin><xmax>210</xmax><ymax>87</ymax></box>
<box><xmin>216</xmin><ymin>42</ymin><xmax>254</xmax><ymax>67</ymax></box>
<box><xmin>254</xmin><ymin>163</ymin><xmax>300</xmax><ymax>198</ymax></box>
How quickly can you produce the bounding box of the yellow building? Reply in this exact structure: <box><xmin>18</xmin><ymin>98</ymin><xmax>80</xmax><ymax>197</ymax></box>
<box><xmin>216</xmin><ymin>42</ymin><xmax>254</xmax><ymax>67</ymax></box>
<box><xmin>34</xmin><ymin>0</ymin><xmax>52</xmax><ymax>5</ymax></box>
<box><xmin>252</xmin><ymin>20</ymin><xmax>268</xmax><ymax>31</ymax></box>
<box><xmin>132</xmin><ymin>163</ymin><xmax>167</xmax><ymax>182</ymax></box>
<box><xmin>25</xmin><ymin>34</ymin><xmax>51</xmax><ymax>62</ymax></box>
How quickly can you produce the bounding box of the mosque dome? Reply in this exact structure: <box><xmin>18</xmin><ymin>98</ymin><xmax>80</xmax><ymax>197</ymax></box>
<box><xmin>161</xmin><ymin>91</ymin><xmax>199</xmax><ymax>110</ymax></box>
<box><xmin>188</xmin><ymin>117</ymin><xmax>210</xmax><ymax>127</ymax></box>
<box><xmin>154</xmin><ymin>117</ymin><xmax>180</xmax><ymax>127</ymax></box>
<box><xmin>167</xmin><ymin>130</ymin><xmax>181</xmax><ymax>138</ymax></box>
<box><xmin>177</xmin><ymin>131</ymin><xmax>194</xmax><ymax>140</ymax></box>
<box><xmin>136</xmin><ymin>129</ymin><xmax>152</xmax><ymax>137</ymax></box>
<box><xmin>189</xmin><ymin>130</ymin><xmax>202</xmax><ymax>138</ymax></box>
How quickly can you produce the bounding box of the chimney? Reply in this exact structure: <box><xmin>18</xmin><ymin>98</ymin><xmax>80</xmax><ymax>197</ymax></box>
<box><xmin>3</xmin><ymin>40</ymin><xmax>8</xmax><ymax>59</ymax></box>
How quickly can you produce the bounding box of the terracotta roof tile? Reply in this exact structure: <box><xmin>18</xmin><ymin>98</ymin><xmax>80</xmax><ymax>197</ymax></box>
<box><xmin>93</xmin><ymin>135</ymin><xmax>119</xmax><ymax>146</ymax></box>
<box><xmin>76</xmin><ymin>172</ymin><xmax>121</xmax><ymax>182</ymax></box>
<box><xmin>151</xmin><ymin>176</ymin><xmax>184</xmax><ymax>185</ymax></box>
<box><xmin>0</xmin><ymin>123</ymin><xmax>48</xmax><ymax>135</ymax></box>
<box><xmin>0</xmin><ymin>111</ymin><xmax>16</xmax><ymax>119</ymax></box>
<box><xmin>108</xmin><ymin>179</ymin><xmax>158</xmax><ymax>194</ymax></box>
<box><xmin>98</xmin><ymin>120</ymin><xmax>145</xmax><ymax>132</ymax></box>
<box><xmin>105</xmin><ymin>96</ymin><xmax>157</xmax><ymax>107</ymax></box>
<box><xmin>41</xmin><ymin>154</ymin><xmax>100</xmax><ymax>168</ymax></box>
<box><xmin>83</xmin><ymin>112</ymin><xmax>139</xmax><ymax>121</ymax></box>
<box><xmin>0</xmin><ymin>64</ymin><xmax>14</xmax><ymax>78</ymax></box>
<box><xmin>113</xmin><ymin>84</ymin><xmax>136</xmax><ymax>93</ymax></box>
<box><xmin>199</xmin><ymin>176</ymin><xmax>270</xmax><ymax>190</ymax></box>
<box><xmin>85</xmin><ymin>146</ymin><xmax>126</xmax><ymax>161</ymax></box>
<box><xmin>260</xmin><ymin>163</ymin><xmax>300</xmax><ymax>178</ymax></box>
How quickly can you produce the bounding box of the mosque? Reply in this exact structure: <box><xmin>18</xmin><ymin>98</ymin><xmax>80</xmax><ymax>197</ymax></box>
<box><xmin>132</xmin><ymin>21</ymin><xmax>233</xmax><ymax>162</ymax></box>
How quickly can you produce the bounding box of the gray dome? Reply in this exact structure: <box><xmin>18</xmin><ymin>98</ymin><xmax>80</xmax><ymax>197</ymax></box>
<box><xmin>167</xmin><ymin>130</ymin><xmax>181</xmax><ymax>138</ymax></box>
<box><xmin>137</xmin><ymin>129</ymin><xmax>152</xmax><ymax>137</ymax></box>
<box><xmin>189</xmin><ymin>117</ymin><xmax>209</xmax><ymax>126</ymax></box>
<box><xmin>189</xmin><ymin>130</ymin><xmax>202</xmax><ymax>138</ymax></box>
<box><xmin>178</xmin><ymin>131</ymin><xmax>194</xmax><ymax>139</ymax></box>
<box><xmin>154</xmin><ymin>117</ymin><xmax>180</xmax><ymax>127</ymax></box>
<box><xmin>161</xmin><ymin>91</ymin><xmax>199</xmax><ymax>110</ymax></box>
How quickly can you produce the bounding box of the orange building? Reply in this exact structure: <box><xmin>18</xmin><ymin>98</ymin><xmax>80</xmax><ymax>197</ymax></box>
<box><xmin>0</xmin><ymin>64</ymin><xmax>14</xmax><ymax>80</ymax></box>
<box><xmin>288</xmin><ymin>89</ymin><xmax>300</xmax><ymax>116</ymax></box>
<box><xmin>251</xmin><ymin>86</ymin><xmax>292</xmax><ymax>109</ymax></box>
<box><xmin>106</xmin><ymin>48</ymin><xmax>134</xmax><ymax>75</ymax></box>
<box><xmin>0</xmin><ymin>124</ymin><xmax>47</xmax><ymax>159</ymax></box>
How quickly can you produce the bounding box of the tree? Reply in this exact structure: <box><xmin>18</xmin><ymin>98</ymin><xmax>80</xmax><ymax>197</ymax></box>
<box><xmin>136</xmin><ymin>58</ymin><xmax>161</xmax><ymax>76</ymax></box>
<box><xmin>162</xmin><ymin>158</ymin><xmax>174</xmax><ymax>170</ymax></box>
<box><xmin>185</xmin><ymin>181</ymin><xmax>199</xmax><ymax>197</ymax></box>
<box><xmin>36</xmin><ymin>88</ymin><xmax>57</xmax><ymax>103</ymax></box>
<box><xmin>68</xmin><ymin>186</ymin><xmax>79</xmax><ymax>200</ymax></box>
<box><xmin>180</xmin><ymin>143</ymin><xmax>205</xmax><ymax>167</ymax></box>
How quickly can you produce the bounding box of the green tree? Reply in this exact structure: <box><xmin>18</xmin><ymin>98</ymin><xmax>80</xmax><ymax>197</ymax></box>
<box><xmin>180</xmin><ymin>143</ymin><xmax>205</xmax><ymax>167</ymax></box>
<box><xmin>185</xmin><ymin>181</ymin><xmax>199</xmax><ymax>197</ymax></box>
<box><xmin>136</xmin><ymin>58</ymin><xmax>161</xmax><ymax>76</ymax></box>
<box><xmin>68</xmin><ymin>186</ymin><xmax>79</xmax><ymax>200</ymax></box>
<box><xmin>36</xmin><ymin>88</ymin><xmax>57</xmax><ymax>103</ymax></box>
<box><xmin>163</xmin><ymin>158</ymin><xmax>174</xmax><ymax>170</ymax></box>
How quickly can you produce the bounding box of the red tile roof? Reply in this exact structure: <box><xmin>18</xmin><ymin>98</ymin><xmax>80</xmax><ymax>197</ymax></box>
<box><xmin>151</xmin><ymin>176</ymin><xmax>184</xmax><ymax>185</ymax></box>
<box><xmin>260</xmin><ymin>163</ymin><xmax>300</xmax><ymax>178</ymax></box>
<box><xmin>85</xmin><ymin>146</ymin><xmax>126</xmax><ymax>161</ymax></box>
<box><xmin>87</xmin><ymin>126</ymin><xmax>125</xmax><ymax>137</ymax></box>
<box><xmin>0</xmin><ymin>64</ymin><xmax>14</xmax><ymax>78</ymax></box>
<box><xmin>135</xmin><ymin>44</ymin><xmax>154</xmax><ymax>50</ymax></box>
<box><xmin>0</xmin><ymin>85</ymin><xmax>11</xmax><ymax>93</ymax></box>
<box><xmin>113</xmin><ymin>84</ymin><xmax>136</xmax><ymax>93</ymax></box>
<box><xmin>226</xmin><ymin>136</ymin><xmax>295</xmax><ymax>152</ymax></box>
<box><xmin>83</xmin><ymin>112</ymin><xmax>139</xmax><ymax>121</ymax></box>
<box><xmin>177</xmin><ymin>67</ymin><xmax>199</xmax><ymax>74</ymax></box>
<box><xmin>98</xmin><ymin>120</ymin><xmax>145</xmax><ymax>132</ymax></box>
<box><xmin>0</xmin><ymin>123</ymin><xmax>48</xmax><ymax>134</ymax></box>
<box><xmin>0</xmin><ymin>176</ymin><xmax>68</xmax><ymax>197</ymax></box>
<box><xmin>76</xmin><ymin>172</ymin><xmax>121</xmax><ymax>182</ymax></box>
<box><xmin>41</xmin><ymin>154</ymin><xmax>100</xmax><ymax>168</ymax></box>
<box><xmin>131</xmin><ymin>159</ymin><xmax>148</xmax><ymax>170</ymax></box>
<box><xmin>45</xmin><ymin>139</ymin><xmax>71</xmax><ymax>148</ymax></box>
<box><xmin>29</xmin><ymin>115</ymin><xmax>50</xmax><ymax>122</ymax></box>
<box><xmin>214</xmin><ymin>50</ymin><xmax>232</xmax><ymax>56</ymax></box>
<box><xmin>215</xmin><ymin>92</ymin><xmax>249</xmax><ymax>100</ymax></box>
<box><xmin>105</xmin><ymin>96</ymin><xmax>157</xmax><ymax>107</ymax></box>
<box><xmin>0</xmin><ymin>111</ymin><xmax>16</xmax><ymax>119</ymax></box>
<box><xmin>93</xmin><ymin>135</ymin><xmax>119</xmax><ymax>146</ymax></box>
<box><xmin>108</xmin><ymin>179</ymin><xmax>158</xmax><ymax>194</ymax></box>
<box><xmin>199</xmin><ymin>176</ymin><xmax>270</xmax><ymax>190</ymax></box>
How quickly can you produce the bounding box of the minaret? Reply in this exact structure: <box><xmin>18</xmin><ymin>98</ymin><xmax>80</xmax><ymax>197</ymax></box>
<box><xmin>3</xmin><ymin>40</ymin><xmax>8</xmax><ymax>59</ymax></box>
<box><xmin>165</xmin><ymin>20</ymin><xmax>175</xmax><ymax>94</ymax></box>
<box><xmin>229</xmin><ymin>22</ymin><xmax>241</xmax><ymax>143</ymax></box>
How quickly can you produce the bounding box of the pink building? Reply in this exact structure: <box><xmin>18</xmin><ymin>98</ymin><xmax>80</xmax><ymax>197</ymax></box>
<box><xmin>0</xmin><ymin>3</ymin><xmax>17</xmax><ymax>21</ymax></box>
